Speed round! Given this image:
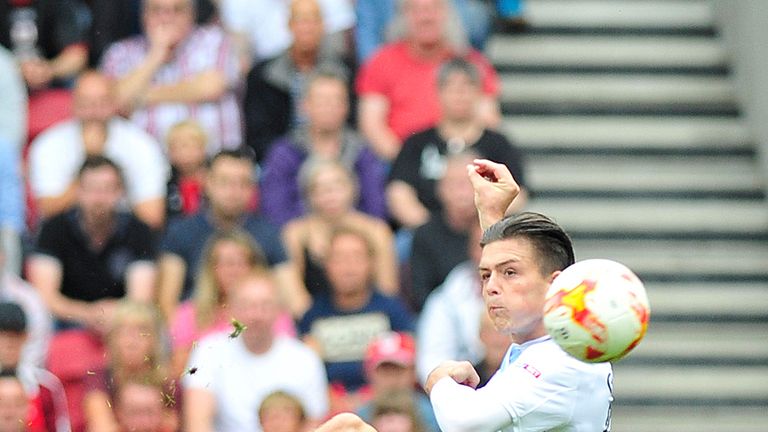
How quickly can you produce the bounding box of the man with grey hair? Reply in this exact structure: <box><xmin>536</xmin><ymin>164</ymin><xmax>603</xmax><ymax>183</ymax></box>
<box><xmin>101</xmin><ymin>0</ymin><xmax>243</xmax><ymax>154</ymax></box>
<box><xmin>356</xmin><ymin>0</ymin><xmax>500</xmax><ymax>161</ymax></box>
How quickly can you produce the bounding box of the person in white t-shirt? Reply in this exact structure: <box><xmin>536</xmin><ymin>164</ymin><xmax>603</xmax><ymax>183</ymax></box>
<box><xmin>183</xmin><ymin>269</ymin><xmax>329</xmax><ymax>432</ymax></box>
<box><xmin>424</xmin><ymin>159</ymin><xmax>613</xmax><ymax>432</ymax></box>
<box><xmin>28</xmin><ymin>71</ymin><xmax>168</xmax><ymax>229</ymax></box>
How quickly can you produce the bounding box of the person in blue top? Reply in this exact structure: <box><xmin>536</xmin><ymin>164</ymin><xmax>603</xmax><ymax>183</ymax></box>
<box><xmin>299</xmin><ymin>225</ymin><xmax>414</xmax><ymax>410</ymax></box>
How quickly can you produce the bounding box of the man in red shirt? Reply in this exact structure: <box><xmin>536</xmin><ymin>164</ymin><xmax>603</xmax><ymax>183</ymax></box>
<box><xmin>355</xmin><ymin>0</ymin><xmax>500</xmax><ymax>161</ymax></box>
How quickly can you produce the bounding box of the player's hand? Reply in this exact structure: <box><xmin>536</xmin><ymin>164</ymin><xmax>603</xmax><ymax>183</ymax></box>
<box><xmin>314</xmin><ymin>413</ymin><xmax>377</xmax><ymax>432</ymax></box>
<box><xmin>425</xmin><ymin>360</ymin><xmax>481</xmax><ymax>394</ymax></box>
<box><xmin>467</xmin><ymin>159</ymin><xmax>521</xmax><ymax>230</ymax></box>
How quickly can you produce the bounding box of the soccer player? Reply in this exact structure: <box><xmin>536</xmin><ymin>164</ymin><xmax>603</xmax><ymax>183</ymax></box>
<box><xmin>424</xmin><ymin>159</ymin><xmax>614</xmax><ymax>431</ymax></box>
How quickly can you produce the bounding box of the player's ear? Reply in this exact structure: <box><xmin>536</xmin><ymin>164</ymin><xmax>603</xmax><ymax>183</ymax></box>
<box><xmin>548</xmin><ymin>270</ymin><xmax>561</xmax><ymax>283</ymax></box>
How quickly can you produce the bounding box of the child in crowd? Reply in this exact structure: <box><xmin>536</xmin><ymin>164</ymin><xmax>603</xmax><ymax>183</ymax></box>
<box><xmin>369</xmin><ymin>391</ymin><xmax>425</xmax><ymax>432</ymax></box>
<box><xmin>257</xmin><ymin>391</ymin><xmax>307</xmax><ymax>432</ymax></box>
<box><xmin>165</xmin><ymin>121</ymin><xmax>209</xmax><ymax>222</ymax></box>
<box><xmin>83</xmin><ymin>301</ymin><xmax>177</xmax><ymax>432</ymax></box>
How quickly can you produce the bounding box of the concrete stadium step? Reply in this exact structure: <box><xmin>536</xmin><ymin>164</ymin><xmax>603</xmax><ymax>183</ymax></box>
<box><xmin>524</xmin><ymin>0</ymin><xmax>714</xmax><ymax>31</ymax></box>
<box><xmin>527</xmin><ymin>198</ymin><xmax>768</xmax><ymax>236</ymax></box>
<box><xmin>526</xmin><ymin>155</ymin><xmax>764</xmax><ymax>196</ymax></box>
<box><xmin>612</xmin><ymin>364</ymin><xmax>768</xmax><ymax>402</ymax></box>
<box><xmin>570</xmin><ymin>239</ymin><xmax>768</xmax><ymax>281</ymax></box>
<box><xmin>488</xmin><ymin>35</ymin><xmax>727</xmax><ymax>72</ymax></box>
<box><xmin>611</xmin><ymin>406</ymin><xmax>768</xmax><ymax>432</ymax></box>
<box><xmin>500</xmin><ymin>74</ymin><xmax>737</xmax><ymax>114</ymax></box>
<box><xmin>645</xmin><ymin>282</ymin><xmax>768</xmax><ymax>320</ymax></box>
<box><xmin>631</xmin><ymin>322</ymin><xmax>768</xmax><ymax>362</ymax></box>
<box><xmin>502</xmin><ymin>116</ymin><xmax>752</xmax><ymax>155</ymax></box>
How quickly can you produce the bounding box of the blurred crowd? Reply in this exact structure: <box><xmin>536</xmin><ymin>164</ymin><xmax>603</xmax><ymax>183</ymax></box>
<box><xmin>0</xmin><ymin>0</ymin><xmax>529</xmax><ymax>431</ymax></box>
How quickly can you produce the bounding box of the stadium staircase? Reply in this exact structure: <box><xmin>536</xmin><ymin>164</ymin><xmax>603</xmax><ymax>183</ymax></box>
<box><xmin>487</xmin><ymin>1</ymin><xmax>768</xmax><ymax>430</ymax></box>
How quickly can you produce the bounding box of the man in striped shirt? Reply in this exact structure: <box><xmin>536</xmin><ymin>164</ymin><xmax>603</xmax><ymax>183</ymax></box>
<box><xmin>101</xmin><ymin>0</ymin><xmax>243</xmax><ymax>154</ymax></box>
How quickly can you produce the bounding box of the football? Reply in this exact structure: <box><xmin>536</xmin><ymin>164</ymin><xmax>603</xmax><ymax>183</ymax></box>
<box><xmin>543</xmin><ymin>259</ymin><xmax>651</xmax><ymax>363</ymax></box>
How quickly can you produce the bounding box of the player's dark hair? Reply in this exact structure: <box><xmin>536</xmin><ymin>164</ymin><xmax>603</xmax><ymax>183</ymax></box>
<box><xmin>481</xmin><ymin>212</ymin><xmax>575</xmax><ymax>276</ymax></box>
<box><xmin>77</xmin><ymin>155</ymin><xmax>125</xmax><ymax>188</ymax></box>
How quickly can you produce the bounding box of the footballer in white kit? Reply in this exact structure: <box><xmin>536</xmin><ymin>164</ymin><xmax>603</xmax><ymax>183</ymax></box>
<box><xmin>426</xmin><ymin>159</ymin><xmax>614</xmax><ymax>432</ymax></box>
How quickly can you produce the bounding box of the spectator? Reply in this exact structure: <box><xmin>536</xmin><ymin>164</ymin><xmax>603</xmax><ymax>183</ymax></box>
<box><xmin>27</xmin><ymin>156</ymin><xmax>157</xmax><ymax>331</ymax></box>
<box><xmin>406</xmin><ymin>153</ymin><xmax>479</xmax><ymax>311</ymax></box>
<box><xmin>158</xmin><ymin>150</ymin><xmax>308</xmax><ymax>321</ymax></box>
<box><xmin>112</xmin><ymin>378</ymin><xmax>170</xmax><ymax>432</ymax></box>
<box><xmin>356</xmin><ymin>0</ymin><xmax>500</xmax><ymax>161</ymax></box>
<box><xmin>82</xmin><ymin>301</ymin><xmax>174</xmax><ymax>432</ymax></box>
<box><xmin>244</xmin><ymin>0</ymin><xmax>356</xmax><ymax>162</ymax></box>
<box><xmin>28</xmin><ymin>71</ymin><xmax>168</xmax><ymax>230</ymax></box>
<box><xmin>0</xmin><ymin>0</ymin><xmax>89</xmax><ymax>91</ymax></box>
<box><xmin>415</xmin><ymin>224</ymin><xmax>487</xmax><ymax>383</ymax></box>
<box><xmin>0</xmin><ymin>370</ymin><xmax>29</xmax><ymax>432</ymax></box>
<box><xmin>164</xmin><ymin>120</ymin><xmax>208</xmax><ymax>222</ymax></box>
<box><xmin>183</xmin><ymin>270</ymin><xmax>329</xmax><ymax>432</ymax></box>
<box><xmin>355</xmin><ymin>0</ymin><xmax>491</xmax><ymax>64</ymax></box>
<box><xmin>369</xmin><ymin>391</ymin><xmax>426</xmax><ymax>432</ymax></box>
<box><xmin>299</xmin><ymin>226</ymin><xmax>414</xmax><ymax>409</ymax></box>
<box><xmin>357</xmin><ymin>332</ymin><xmax>438</xmax><ymax>432</ymax></box>
<box><xmin>388</xmin><ymin>58</ymin><xmax>527</xmax><ymax>230</ymax></box>
<box><xmin>219</xmin><ymin>0</ymin><xmax>355</xmax><ymax>66</ymax></box>
<box><xmin>0</xmin><ymin>302</ymin><xmax>70</xmax><ymax>432</ymax></box>
<box><xmin>282</xmin><ymin>159</ymin><xmax>397</xmax><ymax>297</ymax></box>
<box><xmin>0</xmin><ymin>139</ymin><xmax>24</xmax><ymax>277</ymax></box>
<box><xmin>260</xmin><ymin>69</ymin><xmax>385</xmax><ymax>226</ymax></box>
<box><xmin>169</xmin><ymin>229</ymin><xmax>296</xmax><ymax>376</ymax></box>
<box><xmin>101</xmin><ymin>0</ymin><xmax>243</xmax><ymax>153</ymax></box>
<box><xmin>0</xmin><ymin>47</ymin><xmax>26</xmax><ymax>153</ymax></box>
<box><xmin>257</xmin><ymin>391</ymin><xmax>306</xmax><ymax>432</ymax></box>
<box><xmin>0</xmin><ymin>248</ymin><xmax>52</xmax><ymax>369</ymax></box>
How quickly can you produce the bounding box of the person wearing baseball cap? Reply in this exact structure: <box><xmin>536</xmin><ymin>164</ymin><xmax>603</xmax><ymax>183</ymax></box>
<box><xmin>357</xmin><ymin>332</ymin><xmax>439</xmax><ymax>432</ymax></box>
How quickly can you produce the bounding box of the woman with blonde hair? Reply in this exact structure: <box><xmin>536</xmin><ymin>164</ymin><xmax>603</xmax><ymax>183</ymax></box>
<box><xmin>169</xmin><ymin>228</ymin><xmax>295</xmax><ymax>376</ymax></box>
<box><xmin>282</xmin><ymin>158</ymin><xmax>398</xmax><ymax>297</ymax></box>
<box><xmin>83</xmin><ymin>300</ymin><xmax>177</xmax><ymax>432</ymax></box>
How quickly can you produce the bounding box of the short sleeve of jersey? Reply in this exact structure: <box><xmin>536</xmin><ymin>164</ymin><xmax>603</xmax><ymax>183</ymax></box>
<box><xmin>480</xmin><ymin>354</ymin><xmax>580</xmax><ymax>430</ymax></box>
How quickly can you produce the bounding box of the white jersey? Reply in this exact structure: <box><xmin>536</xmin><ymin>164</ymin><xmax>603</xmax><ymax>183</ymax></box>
<box><xmin>430</xmin><ymin>336</ymin><xmax>613</xmax><ymax>432</ymax></box>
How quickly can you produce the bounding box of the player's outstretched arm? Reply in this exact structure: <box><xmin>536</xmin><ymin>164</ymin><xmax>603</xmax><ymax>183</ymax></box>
<box><xmin>314</xmin><ymin>413</ymin><xmax>377</xmax><ymax>432</ymax></box>
<box><xmin>466</xmin><ymin>159</ymin><xmax>521</xmax><ymax>230</ymax></box>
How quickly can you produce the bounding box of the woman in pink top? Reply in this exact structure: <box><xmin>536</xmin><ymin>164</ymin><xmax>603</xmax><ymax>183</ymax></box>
<box><xmin>170</xmin><ymin>229</ymin><xmax>296</xmax><ymax>376</ymax></box>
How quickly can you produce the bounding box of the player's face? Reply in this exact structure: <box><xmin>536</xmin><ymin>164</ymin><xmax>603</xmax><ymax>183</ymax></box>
<box><xmin>206</xmin><ymin>157</ymin><xmax>254</xmax><ymax>219</ymax></box>
<box><xmin>478</xmin><ymin>237</ymin><xmax>558</xmax><ymax>341</ymax></box>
